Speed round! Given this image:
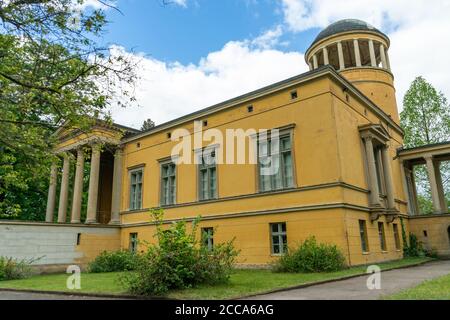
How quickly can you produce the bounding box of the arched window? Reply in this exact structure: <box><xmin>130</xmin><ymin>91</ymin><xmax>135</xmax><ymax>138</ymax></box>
<box><xmin>447</xmin><ymin>226</ymin><xmax>450</xmax><ymax>246</ymax></box>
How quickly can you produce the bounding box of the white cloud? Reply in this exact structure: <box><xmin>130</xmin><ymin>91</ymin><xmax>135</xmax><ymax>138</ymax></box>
<box><xmin>280</xmin><ymin>0</ymin><xmax>450</xmax><ymax>109</ymax></box>
<box><xmin>109</xmin><ymin>38</ymin><xmax>306</xmax><ymax>128</ymax></box>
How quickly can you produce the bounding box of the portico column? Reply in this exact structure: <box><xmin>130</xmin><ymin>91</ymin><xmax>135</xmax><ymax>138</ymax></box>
<box><xmin>45</xmin><ymin>162</ymin><xmax>58</xmax><ymax>222</ymax></box>
<box><xmin>380</xmin><ymin>44</ymin><xmax>388</xmax><ymax>69</ymax></box>
<box><xmin>70</xmin><ymin>148</ymin><xmax>85</xmax><ymax>223</ymax></box>
<box><xmin>434</xmin><ymin>159</ymin><xmax>448</xmax><ymax>213</ymax></box>
<box><xmin>368</xmin><ymin>39</ymin><xmax>376</xmax><ymax>67</ymax></box>
<box><xmin>400</xmin><ymin>161</ymin><xmax>413</xmax><ymax>215</ymax></box>
<box><xmin>110</xmin><ymin>147</ymin><xmax>124</xmax><ymax>224</ymax></box>
<box><xmin>57</xmin><ymin>153</ymin><xmax>71</xmax><ymax>223</ymax></box>
<box><xmin>385</xmin><ymin>49</ymin><xmax>391</xmax><ymax>71</ymax></box>
<box><xmin>353</xmin><ymin>39</ymin><xmax>361</xmax><ymax>67</ymax></box>
<box><xmin>381</xmin><ymin>145</ymin><xmax>396</xmax><ymax>210</ymax></box>
<box><xmin>312</xmin><ymin>54</ymin><xmax>318</xmax><ymax>69</ymax></box>
<box><xmin>323</xmin><ymin>47</ymin><xmax>329</xmax><ymax>65</ymax></box>
<box><xmin>308</xmin><ymin>61</ymin><xmax>313</xmax><ymax>71</ymax></box>
<box><xmin>337</xmin><ymin>41</ymin><xmax>345</xmax><ymax>70</ymax></box>
<box><xmin>364</xmin><ymin>136</ymin><xmax>381</xmax><ymax>206</ymax></box>
<box><xmin>86</xmin><ymin>145</ymin><xmax>101</xmax><ymax>224</ymax></box>
<box><xmin>424</xmin><ymin>155</ymin><xmax>442</xmax><ymax>213</ymax></box>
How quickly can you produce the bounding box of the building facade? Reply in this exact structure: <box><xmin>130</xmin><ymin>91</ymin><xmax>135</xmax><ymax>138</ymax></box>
<box><xmin>28</xmin><ymin>19</ymin><xmax>450</xmax><ymax>268</ymax></box>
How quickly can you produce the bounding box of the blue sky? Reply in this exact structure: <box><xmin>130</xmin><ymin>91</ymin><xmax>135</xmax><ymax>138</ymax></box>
<box><xmin>101</xmin><ymin>0</ymin><xmax>318</xmax><ymax>65</ymax></box>
<box><xmin>96</xmin><ymin>0</ymin><xmax>450</xmax><ymax>128</ymax></box>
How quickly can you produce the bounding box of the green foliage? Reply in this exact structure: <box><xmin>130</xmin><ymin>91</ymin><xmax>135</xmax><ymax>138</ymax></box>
<box><xmin>401</xmin><ymin>76</ymin><xmax>450</xmax><ymax>148</ymax></box>
<box><xmin>121</xmin><ymin>209</ymin><xmax>239</xmax><ymax>296</ymax></box>
<box><xmin>273</xmin><ymin>236</ymin><xmax>346</xmax><ymax>273</ymax></box>
<box><xmin>403</xmin><ymin>233</ymin><xmax>426</xmax><ymax>258</ymax></box>
<box><xmin>0</xmin><ymin>257</ymin><xmax>32</xmax><ymax>281</ymax></box>
<box><xmin>88</xmin><ymin>250</ymin><xmax>140</xmax><ymax>273</ymax></box>
<box><xmin>0</xmin><ymin>1</ymin><xmax>137</xmax><ymax>218</ymax></box>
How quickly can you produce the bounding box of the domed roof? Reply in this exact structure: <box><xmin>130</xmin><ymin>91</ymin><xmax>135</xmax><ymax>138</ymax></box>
<box><xmin>311</xmin><ymin>19</ymin><xmax>387</xmax><ymax>47</ymax></box>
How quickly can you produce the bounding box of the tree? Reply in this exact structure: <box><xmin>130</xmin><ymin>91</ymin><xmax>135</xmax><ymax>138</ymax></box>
<box><xmin>401</xmin><ymin>76</ymin><xmax>450</xmax><ymax>148</ymax></box>
<box><xmin>141</xmin><ymin>118</ymin><xmax>155</xmax><ymax>131</ymax></box>
<box><xmin>0</xmin><ymin>1</ymin><xmax>138</xmax><ymax>218</ymax></box>
<box><xmin>400</xmin><ymin>76</ymin><xmax>450</xmax><ymax>214</ymax></box>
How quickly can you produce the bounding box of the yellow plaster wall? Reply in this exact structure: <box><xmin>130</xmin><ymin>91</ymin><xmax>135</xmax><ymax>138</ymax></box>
<box><xmin>75</xmin><ymin>232</ymin><xmax>121</xmax><ymax>266</ymax></box>
<box><xmin>409</xmin><ymin>216</ymin><xmax>450</xmax><ymax>257</ymax></box>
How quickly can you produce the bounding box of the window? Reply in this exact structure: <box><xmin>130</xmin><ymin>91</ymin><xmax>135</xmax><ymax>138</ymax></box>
<box><xmin>203</xmin><ymin>120</ymin><xmax>208</xmax><ymax>127</ymax></box>
<box><xmin>258</xmin><ymin>134</ymin><xmax>294</xmax><ymax>192</ymax></box>
<box><xmin>359</xmin><ymin>220</ymin><xmax>369</xmax><ymax>253</ymax></box>
<box><xmin>270</xmin><ymin>223</ymin><xmax>287</xmax><ymax>255</ymax></box>
<box><xmin>378</xmin><ymin>222</ymin><xmax>387</xmax><ymax>251</ymax></box>
<box><xmin>199</xmin><ymin>150</ymin><xmax>217</xmax><ymax>200</ymax></box>
<box><xmin>393</xmin><ymin>224</ymin><xmax>401</xmax><ymax>250</ymax></box>
<box><xmin>202</xmin><ymin>227</ymin><xmax>214</xmax><ymax>251</ymax></box>
<box><xmin>167</xmin><ymin>132</ymin><xmax>172</xmax><ymax>139</ymax></box>
<box><xmin>161</xmin><ymin>162</ymin><xmax>176</xmax><ymax>206</ymax></box>
<box><xmin>290</xmin><ymin>90</ymin><xmax>298</xmax><ymax>100</ymax></box>
<box><xmin>247</xmin><ymin>105</ymin><xmax>254</xmax><ymax>113</ymax></box>
<box><xmin>129</xmin><ymin>233</ymin><xmax>138</xmax><ymax>253</ymax></box>
<box><xmin>129</xmin><ymin>169</ymin><xmax>143</xmax><ymax>210</ymax></box>
<box><xmin>76</xmin><ymin>233</ymin><xmax>81</xmax><ymax>246</ymax></box>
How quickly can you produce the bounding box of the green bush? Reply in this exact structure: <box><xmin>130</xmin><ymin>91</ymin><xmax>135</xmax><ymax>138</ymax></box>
<box><xmin>0</xmin><ymin>257</ymin><xmax>32</xmax><ymax>281</ymax></box>
<box><xmin>403</xmin><ymin>233</ymin><xmax>426</xmax><ymax>257</ymax></box>
<box><xmin>121</xmin><ymin>209</ymin><xmax>239</xmax><ymax>296</ymax></box>
<box><xmin>88</xmin><ymin>250</ymin><xmax>140</xmax><ymax>273</ymax></box>
<box><xmin>273</xmin><ymin>236</ymin><xmax>346</xmax><ymax>273</ymax></box>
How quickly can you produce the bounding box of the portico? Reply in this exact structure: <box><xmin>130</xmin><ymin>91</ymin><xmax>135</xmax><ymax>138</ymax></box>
<box><xmin>45</xmin><ymin>121</ymin><xmax>138</xmax><ymax>225</ymax></box>
<box><xmin>399</xmin><ymin>142</ymin><xmax>450</xmax><ymax>216</ymax></box>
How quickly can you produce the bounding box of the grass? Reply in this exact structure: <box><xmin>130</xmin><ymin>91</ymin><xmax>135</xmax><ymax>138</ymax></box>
<box><xmin>0</xmin><ymin>257</ymin><xmax>431</xmax><ymax>299</ymax></box>
<box><xmin>385</xmin><ymin>273</ymin><xmax>450</xmax><ymax>300</ymax></box>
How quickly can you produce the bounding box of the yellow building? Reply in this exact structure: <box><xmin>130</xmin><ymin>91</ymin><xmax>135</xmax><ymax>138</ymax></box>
<box><xmin>44</xmin><ymin>19</ymin><xmax>450</xmax><ymax>267</ymax></box>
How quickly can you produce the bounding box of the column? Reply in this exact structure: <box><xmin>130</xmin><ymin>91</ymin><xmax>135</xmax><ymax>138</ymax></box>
<box><xmin>110</xmin><ymin>147</ymin><xmax>124</xmax><ymax>224</ymax></box>
<box><xmin>353</xmin><ymin>39</ymin><xmax>361</xmax><ymax>67</ymax></box>
<box><xmin>70</xmin><ymin>148</ymin><xmax>85</xmax><ymax>223</ymax></box>
<box><xmin>86</xmin><ymin>145</ymin><xmax>101</xmax><ymax>224</ymax></box>
<box><xmin>364</xmin><ymin>136</ymin><xmax>381</xmax><ymax>206</ymax></box>
<box><xmin>312</xmin><ymin>54</ymin><xmax>318</xmax><ymax>69</ymax></box>
<box><xmin>368</xmin><ymin>39</ymin><xmax>376</xmax><ymax>67</ymax></box>
<box><xmin>381</xmin><ymin>145</ymin><xmax>396</xmax><ymax>210</ymax></box>
<box><xmin>323</xmin><ymin>47</ymin><xmax>329</xmax><ymax>66</ymax></box>
<box><xmin>45</xmin><ymin>162</ymin><xmax>58</xmax><ymax>222</ymax></box>
<box><xmin>400</xmin><ymin>161</ymin><xmax>414</xmax><ymax>215</ymax></box>
<box><xmin>385</xmin><ymin>49</ymin><xmax>391</xmax><ymax>71</ymax></box>
<box><xmin>434</xmin><ymin>160</ymin><xmax>448</xmax><ymax>213</ymax></box>
<box><xmin>380</xmin><ymin>44</ymin><xmax>388</xmax><ymax>69</ymax></box>
<box><xmin>308</xmin><ymin>61</ymin><xmax>313</xmax><ymax>71</ymax></box>
<box><xmin>337</xmin><ymin>41</ymin><xmax>345</xmax><ymax>71</ymax></box>
<box><xmin>424</xmin><ymin>155</ymin><xmax>442</xmax><ymax>213</ymax></box>
<box><xmin>57</xmin><ymin>153</ymin><xmax>70</xmax><ymax>223</ymax></box>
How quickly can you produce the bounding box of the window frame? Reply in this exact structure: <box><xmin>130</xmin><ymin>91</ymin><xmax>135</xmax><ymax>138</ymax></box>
<box><xmin>378</xmin><ymin>222</ymin><xmax>387</xmax><ymax>251</ymax></box>
<box><xmin>201</xmin><ymin>227</ymin><xmax>214</xmax><ymax>252</ymax></box>
<box><xmin>393</xmin><ymin>223</ymin><xmax>401</xmax><ymax>250</ymax></box>
<box><xmin>129</xmin><ymin>167</ymin><xmax>144</xmax><ymax>211</ymax></box>
<box><xmin>359</xmin><ymin>220</ymin><xmax>369</xmax><ymax>253</ymax></box>
<box><xmin>129</xmin><ymin>233</ymin><xmax>138</xmax><ymax>253</ymax></box>
<box><xmin>270</xmin><ymin>222</ymin><xmax>288</xmax><ymax>255</ymax></box>
<box><xmin>160</xmin><ymin>161</ymin><xmax>177</xmax><ymax>206</ymax></box>
<box><xmin>257</xmin><ymin>129</ymin><xmax>295</xmax><ymax>193</ymax></box>
<box><xmin>197</xmin><ymin>147</ymin><xmax>218</xmax><ymax>201</ymax></box>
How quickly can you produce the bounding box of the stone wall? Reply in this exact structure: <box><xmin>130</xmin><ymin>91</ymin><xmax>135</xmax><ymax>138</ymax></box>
<box><xmin>0</xmin><ymin>221</ymin><xmax>120</xmax><ymax>271</ymax></box>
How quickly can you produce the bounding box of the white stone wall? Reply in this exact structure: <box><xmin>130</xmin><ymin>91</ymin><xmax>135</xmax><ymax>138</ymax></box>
<box><xmin>0</xmin><ymin>221</ymin><xmax>120</xmax><ymax>265</ymax></box>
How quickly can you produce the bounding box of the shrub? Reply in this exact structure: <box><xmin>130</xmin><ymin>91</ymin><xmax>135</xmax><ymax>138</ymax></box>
<box><xmin>0</xmin><ymin>257</ymin><xmax>32</xmax><ymax>281</ymax></box>
<box><xmin>88</xmin><ymin>250</ymin><xmax>140</xmax><ymax>273</ymax></box>
<box><xmin>273</xmin><ymin>236</ymin><xmax>346</xmax><ymax>273</ymax></box>
<box><xmin>403</xmin><ymin>233</ymin><xmax>426</xmax><ymax>257</ymax></box>
<box><xmin>121</xmin><ymin>209</ymin><xmax>239</xmax><ymax>296</ymax></box>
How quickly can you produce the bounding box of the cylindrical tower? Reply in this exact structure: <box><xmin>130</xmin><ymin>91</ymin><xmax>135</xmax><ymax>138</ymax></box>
<box><xmin>305</xmin><ymin>19</ymin><xmax>399</xmax><ymax>124</ymax></box>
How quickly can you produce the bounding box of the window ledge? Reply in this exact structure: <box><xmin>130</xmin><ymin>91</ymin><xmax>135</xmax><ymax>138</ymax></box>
<box><xmin>362</xmin><ymin>252</ymin><xmax>371</xmax><ymax>255</ymax></box>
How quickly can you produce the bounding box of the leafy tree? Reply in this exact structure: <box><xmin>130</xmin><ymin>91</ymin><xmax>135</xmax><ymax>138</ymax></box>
<box><xmin>400</xmin><ymin>76</ymin><xmax>450</xmax><ymax>214</ymax></box>
<box><xmin>0</xmin><ymin>1</ymin><xmax>138</xmax><ymax>218</ymax></box>
<box><xmin>141</xmin><ymin>118</ymin><xmax>155</xmax><ymax>131</ymax></box>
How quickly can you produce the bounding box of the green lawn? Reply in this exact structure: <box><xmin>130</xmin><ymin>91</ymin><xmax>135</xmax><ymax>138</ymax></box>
<box><xmin>0</xmin><ymin>257</ymin><xmax>431</xmax><ymax>299</ymax></box>
<box><xmin>385</xmin><ymin>273</ymin><xmax>450</xmax><ymax>300</ymax></box>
